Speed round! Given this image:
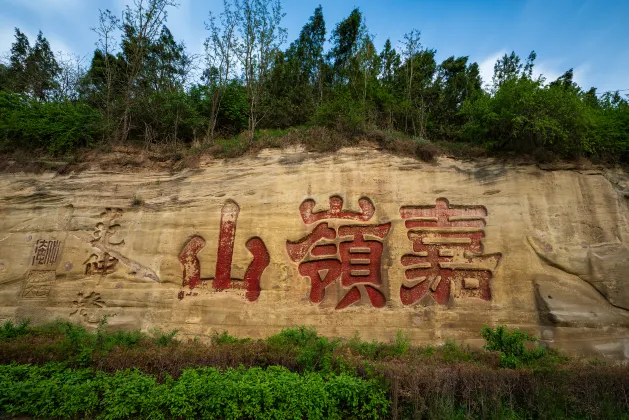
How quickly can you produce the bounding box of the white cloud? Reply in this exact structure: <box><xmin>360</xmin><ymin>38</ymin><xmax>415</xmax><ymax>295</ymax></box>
<box><xmin>478</xmin><ymin>50</ymin><xmax>506</xmax><ymax>89</ymax></box>
<box><xmin>532</xmin><ymin>61</ymin><xmax>561</xmax><ymax>85</ymax></box>
<box><xmin>573</xmin><ymin>62</ymin><xmax>591</xmax><ymax>89</ymax></box>
<box><xmin>476</xmin><ymin>50</ymin><xmax>591</xmax><ymax>89</ymax></box>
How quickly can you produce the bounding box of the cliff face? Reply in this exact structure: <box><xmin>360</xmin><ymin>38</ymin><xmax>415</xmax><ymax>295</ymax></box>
<box><xmin>2</xmin><ymin>146</ymin><xmax>629</xmax><ymax>360</ymax></box>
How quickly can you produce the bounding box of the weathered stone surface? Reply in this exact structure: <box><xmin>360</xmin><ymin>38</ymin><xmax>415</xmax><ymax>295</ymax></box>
<box><xmin>534</xmin><ymin>274</ymin><xmax>629</xmax><ymax>327</ymax></box>
<box><xmin>1</xmin><ymin>146</ymin><xmax>629</xmax><ymax>360</ymax></box>
<box><xmin>529</xmin><ymin>239</ymin><xmax>629</xmax><ymax>310</ymax></box>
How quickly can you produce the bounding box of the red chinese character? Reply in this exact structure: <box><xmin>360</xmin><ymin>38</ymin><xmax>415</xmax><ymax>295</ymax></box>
<box><xmin>178</xmin><ymin>200</ymin><xmax>270</xmax><ymax>302</ymax></box>
<box><xmin>287</xmin><ymin>196</ymin><xmax>390</xmax><ymax>309</ymax></box>
<box><xmin>399</xmin><ymin>198</ymin><xmax>501</xmax><ymax>305</ymax></box>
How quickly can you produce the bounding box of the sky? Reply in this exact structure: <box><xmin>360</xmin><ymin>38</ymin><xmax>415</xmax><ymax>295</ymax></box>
<box><xmin>1</xmin><ymin>0</ymin><xmax>627</xmax><ymax>93</ymax></box>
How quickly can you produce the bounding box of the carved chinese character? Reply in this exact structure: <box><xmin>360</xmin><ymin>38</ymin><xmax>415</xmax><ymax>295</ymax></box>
<box><xmin>178</xmin><ymin>200</ymin><xmax>270</xmax><ymax>301</ymax></box>
<box><xmin>31</xmin><ymin>239</ymin><xmax>61</xmax><ymax>266</ymax></box>
<box><xmin>399</xmin><ymin>198</ymin><xmax>502</xmax><ymax>305</ymax></box>
<box><xmin>81</xmin><ymin>208</ymin><xmax>159</xmax><ymax>283</ymax></box>
<box><xmin>84</xmin><ymin>252</ymin><xmax>119</xmax><ymax>276</ymax></box>
<box><xmin>91</xmin><ymin>208</ymin><xmax>125</xmax><ymax>246</ymax></box>
<box><xmin>21</xmin><ymin>270</ymin><xmax>56</xmax><ymax>299</ymax></box>
<box><xmin>70</xmin><ymin>291</ymin><xmax>107</xmax><ymax>323</ymax></box>
<box><xmin>287</xmin><ymin>196</ymin><xmax>390</xmax><ymax>309</ymax></box>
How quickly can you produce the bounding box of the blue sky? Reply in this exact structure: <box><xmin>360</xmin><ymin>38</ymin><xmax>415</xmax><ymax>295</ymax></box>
<box><xmin>1</xmin><ymin>0</ymin><xmax>627</xmax><ymax>92</ymax></box>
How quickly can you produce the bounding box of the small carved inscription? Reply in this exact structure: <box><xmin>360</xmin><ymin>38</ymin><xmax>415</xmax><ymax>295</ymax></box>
<box><xmin>84</xmin><ymin>252</ymin><xmax>118</xmax><ymax>276</ymax></box>
<box><xmin>70</xmin><ymin>291</ymin><xmax>106</xmax><ymax>323</ymax></box>
<box><xmin>91</xmin><ymin>208</ymin><xmax>125</xmax><ymax>246</ymax></box>
<box><xmin>31</xmin><ymin>239</ymin><xmax>61</xmax><ymax>267</ymax></box>
<box><xmin>21</xmin><ymin>270</ymin><xmax>56</xmax><ymax>299</ymax></box>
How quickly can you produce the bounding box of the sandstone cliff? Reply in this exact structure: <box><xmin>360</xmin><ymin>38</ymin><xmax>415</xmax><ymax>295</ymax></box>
<box><xmin>1</xmin><ymin>146</ymin><xmax>629</xmax><ymax>360</ymax></box>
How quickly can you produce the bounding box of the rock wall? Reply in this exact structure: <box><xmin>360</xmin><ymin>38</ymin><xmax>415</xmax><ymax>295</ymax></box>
<box><xmin>1</xmin><ymin>147</ymin><xmax>629</xmax><ymax>360</ymax></box>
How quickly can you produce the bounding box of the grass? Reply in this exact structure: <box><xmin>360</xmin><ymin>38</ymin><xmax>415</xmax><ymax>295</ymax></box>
<box><xmin>0</xmin><ymin>320</ymin><xmax>628</xmax><ymax>419</ymax></box>
<box><xmin>2</xmin><ymin>124</ymin><xmax>584</xmax><ymax>175</ymax></box>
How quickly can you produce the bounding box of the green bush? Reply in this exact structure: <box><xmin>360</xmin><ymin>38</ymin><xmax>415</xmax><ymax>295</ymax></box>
<box><xmin>312</xmin><ymin>91</ymin><xmax>367</xmax><ymax>135</ymax></box>
<box><xmin>459</xmin><ymin>78</ymin><xmax>629</xmax><ymax>159</ymax></box>
<box><xmin>268</xmin><ymin>326</ymin><xmax>339</xmax><ymax>372</ymax></box>
<box><xmin>0</xmin><ymin>319</ymin><xmax>30</xmax><ymax>339</ymax></box>
<box><xmin>0</xmin><ymin>91</ymin><xmax>102</xmax><ymax>154</ymax></box>
<box><xmin>481</xmin><ymin>324</ymin><xmax>547</xmax><ymax>368</ymax></box>
<box><xmin>0</xmin><ymin>363</ymin><xmax>389</xmax><ymax>419</ymax></box>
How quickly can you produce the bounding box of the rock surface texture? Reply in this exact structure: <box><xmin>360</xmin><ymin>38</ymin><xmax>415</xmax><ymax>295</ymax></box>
<box><xmin>1</xmin><ymin>146</ymin><xmax>629</xmax><ymax>360</ymax></box>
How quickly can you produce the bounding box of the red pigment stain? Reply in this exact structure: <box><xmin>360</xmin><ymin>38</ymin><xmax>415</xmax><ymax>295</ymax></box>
<box><xmin>410</xmin><ymin>231</ymin><xmax>485</xmax><ymax>254</ymax></box>
<box><xmin>336</xmin><ymin>286</ymin><xmax>362</xmax><ymax>309</ymax></box>
<box><xmin>286</xmin><ymin>222</ymin><xmax>336</xmax><ymax>262</ymax></box>
<box><xmin>365</xmin><ymin>285</ymin><xmax>386</xmax><ymax>307</ymax></box>
<box><xmin>299</xmin><ymin>259</ymin><xmax>342</xmax><ymax>303</ymax></box>
<box><xmin>299</xmin><ymin>196</ymin><xmax>375</xmax><ymax>224</ymax></box>
<box><xmin>243</xmin><ymin>237</ymin><xmax>270</xmax><ymax>301</ymax></box>
<box><xmin>214</xmin><ymin>200</ymin><xmax>239</xmax><ymax>291</ymax></box>
<box><xmin>311</xmin><ymin>244</ymin><xmax>337</xmax><ymax>256</ymax></box>
<box><xmin>179</xmin><ymin>235</ymin><xmax>206</xmax><ymax>289</ymax></box>
<box><xmin>400</xmin><ymin>198</ymin><xmax>487</xmax><ymax>228</ymax></box>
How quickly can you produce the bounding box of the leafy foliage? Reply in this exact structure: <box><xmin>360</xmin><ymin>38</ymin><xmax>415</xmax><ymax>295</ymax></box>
<box><xmin>0</xmin><ymin>6</ymin><xmax>627</xmax><ymax>161</ymax></box>
<box><xmin>1</xmin><ymin>320</ymin><xmax>629</xmax><ymax>419</ymax></box>
<box><xmin>0</xmin><ymin>91</ymin><xmax>102</xmax><ymax>154</ymax></box>
<box><xmin>0</xmin><ymin>363</ymin><xmax>389</xmax><ymax>419</ymax></box>
<box><xmin>0</xmin><ymin>319</ymin><xmax>30</xmax><ymax>339</ymax></box>
<box><xmin>267</xmin><ymin>326</ymin><xmax>339</xmax><ymax>372</ymax></box>
<box><xmin>481</xmin><ymin>324</ymin><xmax>548</xmax><ymax>368</ymax></box>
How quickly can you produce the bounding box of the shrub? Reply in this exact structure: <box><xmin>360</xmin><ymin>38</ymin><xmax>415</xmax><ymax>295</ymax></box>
<box><xmin>0</xmin><ymin>91</ymin><xmax>102</xmax><ymax>154</ymax></box>
<box><xmin>481</xmin><ymin>324</ymin><xmax>547</xmax><ymax>368</ymax></box>
<box><xmin>312</xmin><ymin>91</ymin><xmax>367</xmax><ymax>135</ymax></box>
<box><xmin>268</xmin><ymin>326</ymin><xmax>338</xmax><ymax>372</ymax></box>
<box><xmin>0</xmin><ymin>364</ymin><xmax>389</xmax><ymax>420</ymax></box>
<box><xmin>0</xmin><ymin>319</ymin><xmax>30</xmax><ymax>339</ymax></box>
<box><xmin>415</xmin><ymin>139</ymin><xmax>441</xmax><ymax>162</ymax></box>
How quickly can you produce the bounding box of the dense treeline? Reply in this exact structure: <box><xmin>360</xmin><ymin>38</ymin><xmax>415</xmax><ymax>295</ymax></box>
<box><xmin>1</xmin><ymin>0</ymin><xmax>628</xmax><ymax>160</ymax></box>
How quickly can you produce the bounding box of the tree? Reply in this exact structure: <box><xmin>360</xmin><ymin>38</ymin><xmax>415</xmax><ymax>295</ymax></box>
<box><xmin>291</xmin><ymin>5</ymin><xmax>326</xmax><ymax>104</ymax></box>
<box><xmin>118</xmin><ymin>0</ymin><xmax>178</xmax><ymax>141</ymax></box>
<box><xmin>145</xmin><ymin>25</ymin><xmax>190</xmax><ymax>92</ymax></box>
<box><xmin>432</xmin><ymin>56</ymin><xmax>482</xmax><ymax>138</ymax></box>
<box><xmin>550</xmin><ymin>68</ymin><xmax>578</xmax><ymax>91</ymax></box>
<box><xmin>53</xmin><ymin>52</ymin><xmax>86</xmax><ymax>102</ymax></box>
<box><xmin>26</xmin><ymin>31</ymin><xmax>60</xmax><ymax>100</ymax></box>
<box><xmin>235</xmin><ymin>0</ymin><xmax>286</xmax><ymax>144</ymax></box>
<box><xmin>401</xmin><ymin>29</ymin><xmax>422</xmax><ymax>134</ymax></box>
<box><xmin>492</xmin><ymin>50</ymin><xmax>536</xmax><ymax>90</ymax></box>
<box><xmin>379</xmin><ymin>39</ymin><xmax>399</xmax><ymax>87</ymax></box>
<box><xmin>378</xmin><ymin>39</ymin><xmax>401</xmax><ymax>129</ymax></box>
<box><xmin>0</xmin><ymin>62</ymin><xmax>8</xmax><ymax>91</ymax></box>
<box><xmin>91</xmin><ymin>9</ymin><xmax>121</xmax><ymax>132</ymax></box>
<box><xmin>7</xmin><ymin>28</ymin><xmax>31</xmax><ymax>94</ymax></box>
<box><xmin>328</xmin><ymin>8</ymin><xmax>364</xmax><ymax>87</ymax></box>
<box><xmin>204</xmin><ymin>0</ymin><xmax>239</xmax><ymax>140</ymax></box>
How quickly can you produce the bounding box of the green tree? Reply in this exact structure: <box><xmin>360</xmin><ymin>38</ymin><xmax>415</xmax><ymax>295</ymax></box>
<box><xmin>260</xmin><ymin>5</ymin><xmax>325</xmax><ymax>128</ymax></box>
<box><xmin>328</xmin><ymin>8</ymin><xmax>364</xmax><ymax>88</ymax></box>
<box><xmin>378</xmin><ymin>39</ymin><xmax>401</xmax><ymax>130</ymax></box>
<box><xmin>0</xmin><ymin>63</ymin><xmax>8</xmax><ymax>91</ymax></box>
<box><xmin>26</xmin><ymin>31</ymin><xmax>61</xmax><ymax>100</ymax></box>
<box><xmin>204</xmin><ymin>0</ymin><xmax>239</xmax><ymax>140</ymax></box>
<box><xmin>7</xmin><ymin>28</ymin><xmax>31</xmax><ymax>94</ymax></box>
<box><xmin>118</xmin><ymin>0</ymin><xmax>178</xmax><ymax>141</ymax></box>
<box><xmin>235</xmin><ymin>0</ymin><xmax>286</xmax><ymax>144</ymax></box>
<box><xmin>432</xmin><ymin>56</ymin><xmax>482</xmax><ymax>138</ymax></box>
<box><xmin>492</xmin><ymin>50</ymin><xmax>536</xmax><ymax>90</ymax></box>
